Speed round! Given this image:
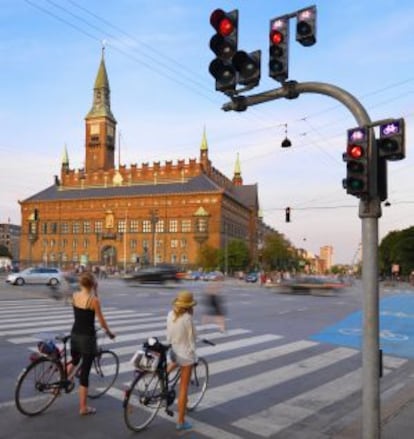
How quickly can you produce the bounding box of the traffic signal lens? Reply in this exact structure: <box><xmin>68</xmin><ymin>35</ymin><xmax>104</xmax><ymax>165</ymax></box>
<box><xmin>219</xmin><ymin>18</ymin><xmax>234</xmax><ymax>36</ymax></box>
<box><xmin>269</xmin><ymin>59</ymin><xmax>283</xmax><ymax>73</ymax></box>
<box><xmin>297</xmin><ymin>21</ymin><xmax>311</xmax><ymax>36</ymax></box>
<box><xmin>348</xmin><ymin>178</ymin><xmax>364</xmax><ymax>190</ymax></box>
<box><xmin>347</xmin><ymin>161</ymin><xmax>364</xmax><ymax>173</ymax></box>
<box><xmin>270</xmin><ymin>30</ymin><xmax>283</xmax><ymax>45</ymax></box>
<box><xmin>347</xmin><ymin>144</ymin><xmax>363</xmax><ymax>159</ymax></box>
<box><xmin>380</xmin><ymin>139</ymin><xmax>398</xmax><ymax>153</ymax></box>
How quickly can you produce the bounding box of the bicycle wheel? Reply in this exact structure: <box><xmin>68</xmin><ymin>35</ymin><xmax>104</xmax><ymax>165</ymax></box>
<box><xmin>187</xmin><ymin>357</ymin><xmax>209</xmax><ymax>411</ymax></box>
<box><xmin>88</xmin><ymin>350</ymin><xmax>119</xmax><ymax>399</ymax></box>
<box><xmin>15</xmin><ymin>357</ymin><xmax>64</xmax><ymax>416</ymax></box>
<box><xmin>123</xmin><ymin>371</ymin><xmax>163</xmax><ymax>432</ymax></box>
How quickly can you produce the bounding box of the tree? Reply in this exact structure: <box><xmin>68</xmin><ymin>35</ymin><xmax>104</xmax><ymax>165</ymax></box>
<box><xmin>220</xmin><ymin>238</ymin><xmax>250</xmax><ymax>273</ymax></box>
<box><xmin>197</xmin><ymin>245</ymin><xmax>220</xmax><ymax>271</ymax></box>
<box><xmin>261</xmin><ymin>232</ymin><xmax>298</xmax><ymax>271</ymax></box>
<box><xmin>379</xmin><ymin>227</ymin><xmax>414</xmax><ymax>276</ymax></box>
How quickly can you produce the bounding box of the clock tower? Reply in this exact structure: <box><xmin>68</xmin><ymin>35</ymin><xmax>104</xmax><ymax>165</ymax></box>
<box><xmin>85</xmin><ymin>49</ymin><xmax>117</xmax><ymax>172</ymax></box>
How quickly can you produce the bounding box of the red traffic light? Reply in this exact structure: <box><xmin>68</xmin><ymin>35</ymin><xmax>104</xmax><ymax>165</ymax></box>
<box><xmin>347</xmin><ymin>144</ymin><xmax>364</xmax><ymax>159</ymax></box>
<box><xmin>210</xmin><ymin>9</ymin><xmax>235</xmax><ymax>37</ymax></box>
<box><xmin>270</xmin><ymin>30</ymin><xmax>283</xmax><ymax>45</ymax></box>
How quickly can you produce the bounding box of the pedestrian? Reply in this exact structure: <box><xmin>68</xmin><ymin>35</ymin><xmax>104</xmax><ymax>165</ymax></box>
<box><xmin>202</xmin><ymin>282</ymin><xmax>226</xmax><ymax>332</ymax></box>
<box><xmin>166</xmin><ymin>290</ymin><xmax>197</xmax><ymax>431</ymax></box>
<box><xmin>69</xmin><ymin>272</ymin><xmax>115</xmax><ymax>416</ymax></box>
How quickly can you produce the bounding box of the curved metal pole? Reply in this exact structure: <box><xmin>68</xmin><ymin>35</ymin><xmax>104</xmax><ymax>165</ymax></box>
<box><xmin>223</xmin><ymin>81</ymin><xmax>381</xmax><ymax>438</ymax></box>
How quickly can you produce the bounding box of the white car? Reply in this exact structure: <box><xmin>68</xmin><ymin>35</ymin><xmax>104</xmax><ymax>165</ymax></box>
<box><xmin>6</xmin><ymin>267</ymin><xmax>63</xmax><ymax>286</ymax></box>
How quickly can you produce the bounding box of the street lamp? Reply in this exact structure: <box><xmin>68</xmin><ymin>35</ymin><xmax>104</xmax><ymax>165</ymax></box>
<box><xmin>150</xmin><ymin>209</ymin><xmax>159</xmax><ymax>266</ymax></box>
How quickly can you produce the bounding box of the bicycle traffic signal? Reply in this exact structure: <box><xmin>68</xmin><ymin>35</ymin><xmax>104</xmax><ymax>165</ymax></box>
<box><xmin>232</xmin><ymin>50</ymin><xmax>261</xmax><ymax>87</ymax></box>
<box><xmin>377</xmin><ymin>118</ymin><xmax>405</xmax><ymax>161</ymax></box>
<box><xmin>296</xmin><ymin>6</ymin><xmax>317</xmax><ymax>47</ymax></box>
<box><xmin>269</xmin><ymin>16</ymin><xmax>289</xmax><ymax>83</ymax></box>
<box><xmin>343</xmin><ymin>127</ymin><xmax>370</xmax><ymax>198</ymax></box>
<box><xmin>209</xmin><ymin>9</ymin><xmax>238</xmax><ymax>94</ymax></box>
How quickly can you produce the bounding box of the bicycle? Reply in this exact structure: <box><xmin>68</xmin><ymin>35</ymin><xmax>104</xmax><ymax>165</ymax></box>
<box><xmin>123</xmin><ymin>336</ymin><xmax>214</xmax><ymax>432</ymax></box>
<box><xmin>15</xmin><ymin>329</ymin><xmax>119</xmax><ymax>416</ymax></box>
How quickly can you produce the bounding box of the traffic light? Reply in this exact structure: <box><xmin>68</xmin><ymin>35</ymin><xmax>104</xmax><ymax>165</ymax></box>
<box><xmin>342</xmin><ymin>127</ymin><xmax>370</xmax><ymax>198</ymax></box>
<box><xmin>269</xmin><ymin>16</ymin><xmax>289</xmax><ymax>83</ymax></box>
<box><xmin>285</xmin><ymin>207</ymin><xmax>291</xmax><ymax>223</ymax></box>
<box><xmin>209</xmin><ymin>9</ymin><xmax>238</xmax><ymax>94</ymax></box>
<box><xmin>377</xmin><ymin>118</ymin><xmax>405</xmax><ymax>161</ymax></box>
<box><xmin>296</xmin><ymin>6</ymin><xmax>317</xmax><ymax>47</ymax></box>
<box><xmin>232</xmin><ymin>50</ymin><xmax>261</xmax><ymax>87</ymax></box>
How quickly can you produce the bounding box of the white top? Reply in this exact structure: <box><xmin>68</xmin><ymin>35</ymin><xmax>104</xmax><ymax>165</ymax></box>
<box><xmin>166</xmin><ymin>310</ymin><xmax>197</xmax><ymax>366</ymax></box>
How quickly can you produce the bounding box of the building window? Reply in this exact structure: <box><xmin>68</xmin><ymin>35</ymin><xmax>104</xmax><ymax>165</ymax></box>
<box><xmin>130</xmin><ymin>239</ymin><xmax>137</xmax><ymax>249</ymax></box>
<box><xmin>42</xmin><ymin>238</ymin><xmax>48</xmax><ymax>248</ymax></box>
<box><xmin>72</xmin><ymin>253</ymin><xmax>78</xmax><ymax>262</ymax></box>
<box><xmin>83</xmin><ymin>238</ymin><xmax>89</xmax><ymax>248</ymax></box>
<box><xmin>61</xmin><ymin>223</ymin><xmax>69</xmax><ymax>234</ymax></box>
<box><xmin>83</xmin><ymin>221</ymin><xmax>91</xmax><ymax>234</ymax></box>
<box><xmin>50</xmin><ymin>239</ymin><xmax>55</xmax><ymax>248</ymax></box>
<box><xmin>130</xmin><ymin>220</ymin><xmax>139</xmax><ymax>233</ymax></box>
<box><xmin>169</xmin><ymin>220</ymin><xmax>178</xmax><ymax>233</ymax></box>
<box><xmin>156</xmin><ymin>239</ymin><xmax>162</xmax><ymax>248</ymax></box>
<box><xmin>155</xmin><ymin>220</ymin><xmax>164</xmax><ymax>233</ymax></box>
<box><xmin>142</xmin><ymin>239</ymin><xmax>149</xmax><ymax>251</ymax></box>
<box><xmin>155</xmin><ymin>254</ymin><xmax>162</xmax><ymax>264</ymax></box>
<box><xmin>73</xmin><ymin>222</ymin><xmax>80</xmax><ymax>234</ymax></box>
<box><xmin>95</xmin><ymin>221</ymin><xmax>103</xmax><ymax>233</ymax></box>
<box><xmin>41</xmin><ymin>223</ymin><xmax>47</xmax><ymax>234</ymax></box>
<box><xmin>143</xmin><ymin>220</ymin><xmax>151</xmax><ymax>233</ymax></box>
<box><xmin>180</xmin><ymin>253</ymin><xmax>188</xmax><ymax>264</ymax></box>
<box><xmin>62</xmin><ymin>239</ymin><xmax>68</xmax><ymax>248</ymax></box>
<box><xmin>180</xmin><ymin>238</ymin><xmax>187</xmax><ymax>248</ymax></box>
<box><xmin>51</xmin><ymin>223</ymin><xmax>58</xmax><ymax>234</ymax></box>
<box><xmin>118</xmin><ymin>220</ymin><xmax>126</xmax><ymax>233</ymax></box>
<box><xmin>171</xmin><ymin>239</ymin><xmax>178</xmax><ymax>248</ymax></box>
<box><xmin>72</xmin><ymin>239</ymin><xmax>78</xmax><ymax>249</ymax></box>
<box><xmin>171</xmin><ymin>254</ymin><xmax>177</xmax><ymax>264</ymax></box>
<box><xmin>181</xmin><ymin>219</ymin><xmax>191</xmax><ymax>233</ymax></box>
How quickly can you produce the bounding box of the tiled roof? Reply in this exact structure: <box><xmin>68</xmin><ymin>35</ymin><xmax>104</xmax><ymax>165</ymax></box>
<box><xmin>23</xmin><ymin>174</ymin><xmax>258</xmax><ymax>211</ymax></box>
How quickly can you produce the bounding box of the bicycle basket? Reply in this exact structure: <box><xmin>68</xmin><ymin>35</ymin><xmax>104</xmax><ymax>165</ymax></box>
<box><xmin>37</xmin><ymin>340</ymin><xmax>60</xmax><ymax>359</ymax></box>
<box><xmin>130</xmin><ymin>349</ymin><xmax>160</xmax><ymax>372</ymax></box>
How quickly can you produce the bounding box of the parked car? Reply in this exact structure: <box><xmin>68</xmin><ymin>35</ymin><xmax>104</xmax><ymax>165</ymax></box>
<box><xmin>6</xmin><ymin>267</ymin><xmax>64</xmax><ymax>286</ymax></box>
<box><xmin>123</xmin><ymin>265</ymin><xmax>181</xmax><ymax>284</ymax></box>
<box><xmin>245</xmin><ymin>272</ymin><xmax>259</xmax><ymax>283</ymax></box>
<box><xmin>204</xmin><ymin>271</ymin><xmax>225</xmax><ymax>281</ymax></box>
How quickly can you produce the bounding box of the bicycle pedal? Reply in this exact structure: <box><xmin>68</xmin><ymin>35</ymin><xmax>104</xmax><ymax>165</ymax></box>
<box><xmin>165</xmin><ymin>408</ymin><xmax>174</xmax><ymax>417</ymax></box>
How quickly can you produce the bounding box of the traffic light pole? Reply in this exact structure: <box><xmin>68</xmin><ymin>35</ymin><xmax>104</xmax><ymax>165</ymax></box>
<box><xmin>223</xmin><ymin>81</ymin><xmax>382</xmax><ymax>438</ymax></box>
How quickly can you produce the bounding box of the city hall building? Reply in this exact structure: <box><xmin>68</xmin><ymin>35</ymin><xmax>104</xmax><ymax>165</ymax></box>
<box><xmin>19</xmin><ymin>54</ymin><xmax>265</xmax><ymax>270</ymax></box>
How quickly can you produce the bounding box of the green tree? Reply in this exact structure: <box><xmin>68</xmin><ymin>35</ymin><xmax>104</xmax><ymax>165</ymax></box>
<box><xmin>379</xmin><ymin>227</ymin><xmax>414</xmax><ymax>276</ymax></box>
<box><xmin>261</xmin><ymin>233</ymin><xmax>297</xmax><ymax>271</ymax></box>
<box><xmin>197</xmin><ymin>245</ymin><xmax>220</xmax><ymax>271</ymax></box>
<box><xmin>220</xmin><ymin>238</ymin><xmax>250</xmax><ymax>273</ymax></box>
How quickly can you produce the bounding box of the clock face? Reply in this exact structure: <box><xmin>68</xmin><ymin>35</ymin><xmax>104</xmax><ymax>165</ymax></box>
<box><xmin>90</xmin><ymin>124</ymin><xmax>100</xmax><ymax>135</ymax></box>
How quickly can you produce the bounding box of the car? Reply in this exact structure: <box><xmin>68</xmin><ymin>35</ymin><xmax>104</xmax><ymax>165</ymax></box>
<box><xmin>204</xmin><ymin>271</ymin><xmax>225</xmax><ymax>281</ymax></box>
<box><xmin>6</xmin><ymin>267</ymin><xmax>64</xmax><ymax>286</ymax></box>
<box><xmin>123</xmin><ymin>265</ymin><xmax>180</xmax><ymax>284</ymax></box>
<box><xmin>245</xmin><ymin>272</ymin><xmax>259</xmax><ymax>283</ymax></box>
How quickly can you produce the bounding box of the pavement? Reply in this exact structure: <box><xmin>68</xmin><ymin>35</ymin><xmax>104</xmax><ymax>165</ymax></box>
<box><xmin>332</xmin><ymin>374</ymin><xmax>414</xmax><ymax>438</ymax></box>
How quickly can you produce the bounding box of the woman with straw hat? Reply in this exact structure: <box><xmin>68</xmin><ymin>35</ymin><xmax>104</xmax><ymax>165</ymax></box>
<box><xmin>166</xmin><ymin>290</ymin><xmax>197</xmax><ymax>431</ymax></box>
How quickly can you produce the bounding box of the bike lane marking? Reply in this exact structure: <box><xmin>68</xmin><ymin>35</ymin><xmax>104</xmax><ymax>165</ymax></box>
<box><xmin>310</xmin><ymin>293</ymin><xmax>414</xmax><ymax>358</ymax></box>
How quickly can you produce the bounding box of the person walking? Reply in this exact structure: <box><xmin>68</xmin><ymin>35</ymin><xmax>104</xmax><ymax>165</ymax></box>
<box><xmin>70</xmin><ymin>272</ymin><xmax>115</xmax><ymax>416</ymax></box>
<box><xmin>166</xmin><ymin>290</ymin><xmax>197</xmax><ymax>431</ymax></box>
<box><xmin>201</xmin><ymin>282</ymin><xmax>226</xmax><ymax>332</ymax></box>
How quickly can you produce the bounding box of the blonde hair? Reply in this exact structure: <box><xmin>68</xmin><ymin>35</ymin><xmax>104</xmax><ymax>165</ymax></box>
<box><xmin>172</xmin><ymin>305</ymin><xmax>192</xmax><ymax>322</ymax></box>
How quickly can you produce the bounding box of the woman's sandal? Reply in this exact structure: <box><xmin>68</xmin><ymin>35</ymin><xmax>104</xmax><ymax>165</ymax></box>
<box><xmin>80</xmin><ymin>407</ymin><xmax>96</xmax><ymax>416</ymax></box>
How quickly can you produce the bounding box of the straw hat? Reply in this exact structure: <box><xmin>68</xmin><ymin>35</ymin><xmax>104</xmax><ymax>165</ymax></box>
<box><xmin>172</xmin><ymin>290</ymin><xmax>197</xmax><ymax>309</ymax></box>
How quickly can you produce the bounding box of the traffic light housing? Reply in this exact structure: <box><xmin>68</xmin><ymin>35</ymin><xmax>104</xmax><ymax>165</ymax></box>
<box><xmin>296</xmin><ymin>6</ymin><xmax>317</xmax><ymax>47</ymax></box>
<box><xmin>378</xmin><ymin>118</ymin><xmax>405</xmax><ymax>161</ymax></box>
<box><xmin>285</xmin><ymin>207</ymin><xmax>291</xmax><ymax>223</ymax></box>
<box><xmin>343</xmin><ymin>127</ymin><xmax>370</xmax><ymax>198</ymax></box>
<box><xmin>209</xmin><ymin>9</ymin><xmax>238</xmax><ymax>94</ymax></box>
<box><xmin>269</xmin><ymin>16</ymin><xmax>289</xmax><ymax>83</ymax></box>
<box><xmin>232</xmin><ymin>50</ymin><xmax>261</xmax><ymax>87</ymax></box>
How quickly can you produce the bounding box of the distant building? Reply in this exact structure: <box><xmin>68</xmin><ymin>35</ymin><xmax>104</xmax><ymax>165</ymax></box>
<box><xmin>18</xmin><ymin>52</ymin><xmax>270</xmax><ymax>270</ymax></box>
<box><xmin>0</xmin><ymin>222</ymin><xmax>21</xmax><ymax>262</ymax></box>
<box><xmin>320</xmin><ymin>245</ymin><xmax>334</xmax><ymax>271</ymax></box>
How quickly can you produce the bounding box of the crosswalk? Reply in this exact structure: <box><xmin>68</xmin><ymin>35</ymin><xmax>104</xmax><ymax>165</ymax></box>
<box><xmin>1</xmin><ymin>298</ymin><xmax>408</xmax><ymax>438</ymax></box>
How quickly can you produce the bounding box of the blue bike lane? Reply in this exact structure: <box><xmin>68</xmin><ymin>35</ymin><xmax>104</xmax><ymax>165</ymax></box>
<box><xmin>311</xmin><ymin>293</ymin><xmax>414</xmax><ymax>358</ymax></box>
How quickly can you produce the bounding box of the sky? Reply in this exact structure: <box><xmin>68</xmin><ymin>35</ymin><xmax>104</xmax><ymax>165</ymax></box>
<box><xmin>1</xmin><ymin>0</ymin><xmax>413</xmax><ymax>265</ymax></box>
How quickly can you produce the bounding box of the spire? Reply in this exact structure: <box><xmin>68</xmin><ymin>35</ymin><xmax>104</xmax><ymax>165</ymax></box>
<box><xmin>62</xmin><ymin>144</ymin><xmax>69</xmax><ymax>167</ymax></box>
<box><xmin>200</xmin><ymin>126</ymin><xmax>208</xmax><ymax>151</ymax></box>
<box><xmin>86</xmin><ymin>49</ymin><xmax>115</xmax><ymax>121</ymax></box>
<box><xmin>232</xmin><ymin>152</ymin><xmax>243</xmax><ymax>186</ymax></box>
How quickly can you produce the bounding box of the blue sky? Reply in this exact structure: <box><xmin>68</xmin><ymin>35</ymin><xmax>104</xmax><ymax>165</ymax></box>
<box><xmin>1</xmin><ymin>0</ymin><xmax>413</xmax><ymax>264</ymax></box>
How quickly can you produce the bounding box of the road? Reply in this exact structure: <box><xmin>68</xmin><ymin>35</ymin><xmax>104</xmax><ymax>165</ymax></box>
<box><xmin>0</xmin><ymin>277</ymin><xmax>413</xmax><ymax>438</ymax></box>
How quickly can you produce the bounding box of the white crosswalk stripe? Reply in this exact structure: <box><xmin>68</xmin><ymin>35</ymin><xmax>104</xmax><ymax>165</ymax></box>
<box><xmin>1</xmin><ymin>298</ymin><xmax>408</xmax><ymax>438</ymax></box>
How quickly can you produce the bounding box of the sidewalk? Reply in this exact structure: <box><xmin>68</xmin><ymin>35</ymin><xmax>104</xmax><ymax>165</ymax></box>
<box><xmin>334</xmin><ymin>377</ymin><xmax>414</xmax><ymax>438</ymax></box>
